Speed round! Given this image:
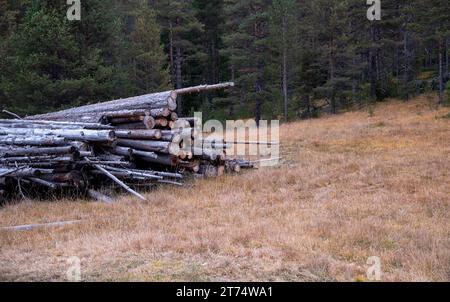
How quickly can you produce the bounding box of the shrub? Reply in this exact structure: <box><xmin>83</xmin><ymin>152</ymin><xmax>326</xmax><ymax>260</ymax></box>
<box><xmin>445</xmin><ymin>81</ymin><xmax>450</xmax><ymax>107</ymax></box>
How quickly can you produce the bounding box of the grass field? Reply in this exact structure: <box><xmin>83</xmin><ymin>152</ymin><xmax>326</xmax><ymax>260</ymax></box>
<box><xmin>1</xmin><ymin>94</ymin><xmax>449</xmax><ymax>281</ymax></box>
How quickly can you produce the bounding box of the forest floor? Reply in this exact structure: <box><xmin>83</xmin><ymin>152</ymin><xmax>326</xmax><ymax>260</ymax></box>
<box><xmin>0</xmin><ymin>94</ymin><xmax>449</xmax><ymax>281</ymax></box>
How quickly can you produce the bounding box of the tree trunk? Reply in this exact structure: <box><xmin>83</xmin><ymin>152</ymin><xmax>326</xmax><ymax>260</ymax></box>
<box><xmin>446</xmin><ymin>37</ymin><xmax>449</xmax><ymax>78</ymax></box>
<box><xmin>169</xmin><ymin>20</ymin><xmax>175</xmax><ymax>80</ymax></box>
<box><xmin>282</xmin><ymin>16</ymin><xmax>288</xmax><ymax>121</ymax></box>
<box><xmin>403</xmin><ymin>31</ymin><xmax>410</xmax><ymax>101</ymax></box>
<box><xmin>330</xmin><ymin>34</ymin><xmax>337</xmax><ymax>114</ymax></box>
<box><xmin>175</xmin><ymin>46</ymin><xmax>183</xmax><ymax>115</ymax></box>
<box><xmin>439</xmin><ymin>47</ymin><xmax>444</xmax><ymax>104</ymax></box>
<box><xmin>370</xmin><ymin>24</ymin><xmax>378</xmax><ymax>101</ymax></box>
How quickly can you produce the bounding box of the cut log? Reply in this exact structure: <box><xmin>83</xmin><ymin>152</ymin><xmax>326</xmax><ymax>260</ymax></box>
<box><xmin>117</xmin><ymin>139</ymin><xmax>180</xmax><ymax>155</ymax></box>
<box><xmin>154</xmin><ymin>118</ymin><xmax>169</xmax><ymax>128</ymax></box>
<box><xmin>1</xmin><ymin>146</ymin><xmax>76</xmax><ymax>157</ymax></box>
<box><xmin>25</xmin><ymin>83</ymin><xmax>234</xmax><ymax>122</ymax></box>
<box><xmin>0</xmin><ymin>155</ymin><xmax>75</xmax><ymax>164</ymax></box>
<box><xmin>171</xmin><ymin>119</ymin><xmax>191</xmax><ymax>129</ymax></box>
<box><xmin>113</xmin><ymin>122</ymin><xmax>148</xmax><ymax>130</ymax></box>
<box><xmin>79</xmin><ymin>151</ymin><xmax>93</xmax><ymax>157</ymax></box>
<box><xmin>0</xmin><ymin>135</ymin><xmax>67</xmax><ymax>146</ymax></box>
<box><xmin>28</xmin><ymin>177</ymin><xmax>58</xmax><ymax>189</ymax></box>
<box><xmin>160</xmin><ymin>132</ymin><xmax>182</xmax><ymax>143</ymax></box>
<box><xmin>102</xmin><ymin>109</ymin><xmax>151</xmax><ymax>119</ymax></box>
<box><xmin>0</xmin><ymin>119</ymin><xmax>112</xmax><ymax>130</ymax></box>
<box><xmin>138</xmin><ymin>153</ymin><xmax>179</xmax><ymax>166</ymax></box>
<box><xmin>109</xmin><ymin>115</ymin><xmax>145</xmax><ymax>124</ymax></box>
<box><xmin>27</xmin><ymin>90</ymin><xmax>177</xmax><ymax>122</ymax></box>
<box><xmin>115</xmin><ymin>129</ymin><xmax>162</xmax><ymax>140</ymax></box>
<box><xmin>174</xmin><ymin>82</ymin><xmax>235</xmax><ymax>95</ymax></box>
<box><xmin>130</xmin><ymin>149</ymin><xmax>158</xmax><ymax>160</ymax></box>
<box><xmin>0</xmin><ymin>168</ymin><xmax>48</xmax><ymax>178</ymax></box>
<box><xmin>170</xmin><ymin>112</ymin><xmax>178</xmax><ymax>121</ymax></box>
<box><xmin>181</xmin><ymin>160</ymin><xmax>200</xmax><ymax>173</ymax></box>
<box><xmin>0</xmin><ymin>127</ymin><xmax>115</xmax><ymax>143</ymax></box>
<box><xmin>109</xmin><ymin>146</ymin><xmax>133</xmax><ymax>158</ymax></box>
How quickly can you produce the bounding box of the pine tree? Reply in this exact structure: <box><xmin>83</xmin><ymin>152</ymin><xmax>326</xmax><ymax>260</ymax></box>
<box><xmin>192</xmin><ymin>0</ymin><xmax>227</xmax><ymax>116</ymax></box>
<box><xmin>127</xmin><ymin>2</ymin><xmax>170</xmax><ymax>94</ymax></box>
<box><xmin>308</xmin><ymin>0</ymin><xmax>353</xmax><ymax>114</ymax></box>
<box><xmin>153</xmin><ymin>0</ymin><xmax>204</xmax><ymax>114</ymax></box>
<box><xmin>0</xmin><ymin>0</ymin><xmax>120</xmax><ymax>114</ymax></box>
<box><xmin>268</xmin><ymin>0</ymin><xmax>298</xmax><ymax>120</ymax></box>
<box><xmin>413</xmin><ymin>0</ymin><xmax>450</xmax><ymax>104</ymax></box>
<box><xmin>0</xmin><ymin>0</ymin><xmax>30</xmax><ymax>109</ymax></box>
<box><xmin>223</xmin><ymin>0</ymin><xmax>272</xmax><ymax>123</ymax></box>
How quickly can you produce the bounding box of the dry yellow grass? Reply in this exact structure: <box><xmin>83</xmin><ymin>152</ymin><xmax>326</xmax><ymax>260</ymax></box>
<box><xmin>1</xmin><ymin>94</ymin><xmax>449</xmax><ymax>281</ymax></box>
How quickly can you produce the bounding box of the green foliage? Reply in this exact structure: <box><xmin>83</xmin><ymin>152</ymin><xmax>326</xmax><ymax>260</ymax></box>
<box><xmin>0</xmin><ymin>3</ymin><xmax>118</xmax><ymax>115</ymax></box>
<box><xmin>128</xmin><ymin>4</ymin><xmax>170</xmax><ymax>94</ymax></box>
<box><xmin>445</xmin><ymin>82</ymin><xmax>450</xmax><ymax>107</ymax></box>
<box><xmin>0</xmin><ymin>0</ymin><xmax>447</xmax><ymax>120</ymax></box>
<box><xmin>0</xmin><ymin>0</ymin><xmax>170</xmax><ymax>115</ymax></box>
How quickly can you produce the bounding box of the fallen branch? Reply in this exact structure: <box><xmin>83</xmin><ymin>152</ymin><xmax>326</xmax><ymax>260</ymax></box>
<box><xmin>88</xmin><ymin>159</ymin><xmax>147</xmax><ymax>202</ymax></box>
<box><xmin>2</xmin><ymin>110</ymin><xmax>22</xmax><ymax>119</ymax></box>
<box><xmin>88</xmin><ymin>189</ymin><xmax>115</xmax><ymax>204</ymax></box>
<box><xmin>0</xmin><ymin>220</ymin><xmax>83</xmax><ymax>231</ymax></box>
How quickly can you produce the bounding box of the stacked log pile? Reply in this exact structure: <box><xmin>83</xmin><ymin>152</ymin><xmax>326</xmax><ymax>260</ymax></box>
<box><xmin>0</xmin><ymin>82</ymin><xmax>254</xmax><ymax>202</ymax></box>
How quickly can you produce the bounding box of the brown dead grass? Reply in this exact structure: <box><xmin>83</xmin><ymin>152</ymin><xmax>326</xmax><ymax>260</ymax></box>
<box><xmin>1</xmin><ymin>94</ymin><xmax>449</xmax><ymax>281</ymax></box>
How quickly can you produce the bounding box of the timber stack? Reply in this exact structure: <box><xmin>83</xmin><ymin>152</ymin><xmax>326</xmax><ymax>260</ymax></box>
<box><xmin>0</xmin><ymin>82</ymin><xmax>254</xmax><ymax>203</ymax></box>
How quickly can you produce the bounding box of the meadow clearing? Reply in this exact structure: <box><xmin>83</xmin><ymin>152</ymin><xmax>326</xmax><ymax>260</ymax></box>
<box><xmin>0</xmin><ymin>94</ymin><xmax>449</xmax><ymax>281</ymax></box>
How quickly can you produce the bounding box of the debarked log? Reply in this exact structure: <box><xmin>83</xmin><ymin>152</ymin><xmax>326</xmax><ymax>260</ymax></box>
<box><xmin>117</xmin><ymin>139</ymin><xmax>180</xmax><ymax>155</ymax></box>
<box><xmin>0</xmin><ymin>135</ymin><xmax>67</xmax><ymax>146</ymax></box>
<box><xmin>0</xmin><ymin>119</ymin><xmax>113</xmax><ymax>130</ymax></box>
<box><xmin>102</xmin><ymin>108</ymin><xmax>171</xmax><ymax>119</ymax></box>
<box><xmin>115</xmin><ymin>129</ymin><xmax>162</xmax><ymax>140</ymax></box>
<box><xmin>0</xmin><ymin>127</ymin><xmax>115</xmax><ymax>143</ymax></box>
<box><xmin>27</xmin><ymin>90</ymin><xmax>178</xmax><ymax>122</ymax></box>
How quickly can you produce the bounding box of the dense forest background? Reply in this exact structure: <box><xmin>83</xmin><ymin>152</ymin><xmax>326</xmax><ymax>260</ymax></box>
<box><xmin>0</xmin><ymin>0</ymin><xmax>449</xmax><ymax>121</ymax></box>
